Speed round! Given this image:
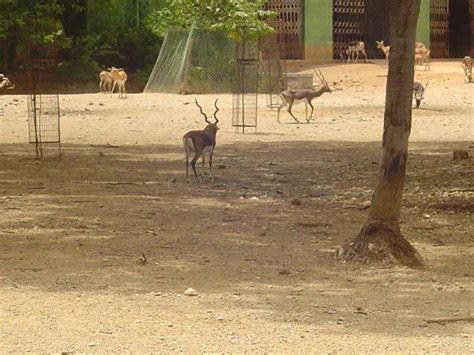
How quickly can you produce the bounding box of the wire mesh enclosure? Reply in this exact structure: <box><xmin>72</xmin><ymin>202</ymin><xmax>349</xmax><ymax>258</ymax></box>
<box><xmin>333</xmin><ymin>0</ymin><xmax>366</xmax><ymax>59</ymax></box>
<box><xmin>232</xmin><ymin>39</ymin><xmax>259</xmax><ymax>134</ymax></box>
<box><xmin>27</xmin><ymin>94</ymin><xmax>61</xmax><ymax>158</ymax></box>
<box><xmin>27</xmin><ymin>59</ymin><xmax>62</xmax><ymax>159</ymax></box>
<box><xmin>430</xmin><ymin>0</ymin><xmax>449</xmax><ymax>58</ymax></box>
<box><xmin>144</xmin><ymin>27</ymin><xmax>238</xmax><ymax>94</ymax></box>
<box><xmin>263</xmin><ymin>0</ymin><xmax>304</xmax><ymax>59</ymax></box>
<box><xmin>259</xmin><ymin>29</ymin><xmax>287</xmax><ymax>109</ymax></box>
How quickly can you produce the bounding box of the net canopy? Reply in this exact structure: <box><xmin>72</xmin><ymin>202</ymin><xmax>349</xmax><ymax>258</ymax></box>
<box><xmin>144</xmin><ymin>27</ymin><xmax>239</xmax><ymax>94</ymax></box>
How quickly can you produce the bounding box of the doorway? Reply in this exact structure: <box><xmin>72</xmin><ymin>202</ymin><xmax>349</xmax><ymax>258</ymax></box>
<box><xmin>449</xmin><ymin>0</ymin><xmax>471</xmax><ymax>57</ymax></box>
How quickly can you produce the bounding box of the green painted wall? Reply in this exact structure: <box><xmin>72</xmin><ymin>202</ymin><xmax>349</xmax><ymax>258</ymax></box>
<box><xmin>416</xmin><ymin>0</ymin><xmax>430</xmax><ymax>47</ymax></box>
<box><xmin>304</xmin><ymin>0</ymin><xmax>333</xmax><ymax>60</ymax></box>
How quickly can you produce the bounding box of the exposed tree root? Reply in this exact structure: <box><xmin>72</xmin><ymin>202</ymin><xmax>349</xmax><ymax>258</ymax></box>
<box><xmin>337</xmin><ymin>219</ymin><xmax>424</xmax><ymax>268</ymax></box>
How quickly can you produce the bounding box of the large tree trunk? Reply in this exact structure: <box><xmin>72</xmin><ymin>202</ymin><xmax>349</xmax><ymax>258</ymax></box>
<box><xmin>339</xmin><ymin>0</ymin><xmax>424</xmax><ymax>268</ymax></box>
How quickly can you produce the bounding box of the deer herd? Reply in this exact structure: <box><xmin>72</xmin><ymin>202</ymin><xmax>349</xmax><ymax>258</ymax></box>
<box><xmin>99</xmin><ymin>66</ymin><xmax>128</xmax><ymax>98</ymax></box>
<box><xmin>0</xmin><ymin>47</ymin><xmax>472</xmax><ymax>184</ymax></box>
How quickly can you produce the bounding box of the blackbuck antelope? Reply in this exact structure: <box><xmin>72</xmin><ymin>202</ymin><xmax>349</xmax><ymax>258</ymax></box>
<box><xmin>345</xmin><ymin>41</ymin><xmax>368</xmax><ymax>63</ymax></box>
<box><xmin>0</xmin><ymin>74</ymin><xmax>15</xmax><ymax>90</ymax></box>
<box><xmin>183</xmin><ymin>99</ymin><xmax>220</xmax><ymax>183</ymax></box>
<box><xmin>278</xmin><ymin>69</ymin><xmax>332</xmax><ymax>123</ymax></box>
<box><xmin>461</xmin><ymin>56</ymin><xmax>472</xmax><ymax>83</ymax></box>
<box><xmin>108</xmin><ymin>66</ymin><xmax>128</xmax><ymax>98</ymax></box>
<box><xmin>413</xmin><ymin>81</ymin><xmax>429</xmax><ymax>109</ymax></box>
<box><xmin>99</xmin><ymin>70</ymin><xmax>113</xmax><ymax>94</ymax></box>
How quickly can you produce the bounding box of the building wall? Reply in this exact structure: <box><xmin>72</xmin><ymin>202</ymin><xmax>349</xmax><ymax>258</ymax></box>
<box><xmin>417</xmin><ymin>0</ymin><xmax>431</xmax><ymax>47</ymax></box>
<box><xmin>304</xmin><ymin>0</ymin><xmax>333</xmax><ymax>60</ymax></box>
<box><xmin>304</xmin><ymin>0</ymin><xmax>431</xmax><ymax>60</ymax></box>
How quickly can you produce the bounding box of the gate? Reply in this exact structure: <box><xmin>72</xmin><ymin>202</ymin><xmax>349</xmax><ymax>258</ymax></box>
<box><xmin>333</xmin><ymin>0</ymin><xmax>366</xmax><ymax>59</ymax></box>
<box><xmin>430</xmin><ymin>0</ymin><xmax>449</xmax><ymax>58</ymax></box>
<box><xmin>264</xmin><ymin>0</ymin><xmax>304</xmax><ymax>59</ymax></box>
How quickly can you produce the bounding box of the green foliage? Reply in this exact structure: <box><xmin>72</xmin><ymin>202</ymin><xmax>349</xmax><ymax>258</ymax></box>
<box><xmin>0</xmin><ymin>0</ymin><xmax>165</xmax><ymax>90</ymax></box>
<box><xmin>146</xmin><ymin>0</ymin><xmax>275</xmax><ymax>41</ymax></box>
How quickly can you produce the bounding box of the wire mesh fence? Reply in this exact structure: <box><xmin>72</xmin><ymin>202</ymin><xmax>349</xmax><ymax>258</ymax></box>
<box><xmin>144</xmin><ymin>28</ymin><xmax>238</xmax><ymax>94</ymax></box>
<box><xmin>27</xmin><ymin>93</ymin><xmax>61</xmax><ymax>158</ymax></box>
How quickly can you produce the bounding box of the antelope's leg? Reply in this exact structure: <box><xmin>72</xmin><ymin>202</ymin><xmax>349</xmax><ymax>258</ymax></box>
<box><xmin>191</xmin><ymin>154</ymin><xmax>201</xmax><ymax>183</ymax></box>
<box><xmin>99</xmin><ymin>81</ymin><xmax>102</xmax><ymax>93</ymax></box>
<box><xmin>185</xmin><ymin>152</ymin><xmax>190</xmax><ymax>183</ymax></box>
<box><xmin>361</xmin><ymin>49</ymin><xmax>368</xmax><ymax>62</ymax></box>
<box><xmin>287</xmin><ymin>100</ymin><xmax>300</xmax><ymax>123</ymax></box>
<box><xmin>209</xmin><ymin>147</ymin><xmax>214</xmax><ymax>183</ymax></box>
<box><xmin>277</xmin><ymin>104</ymin><xmax>284</xmax><ymax>123</ymax></box>
<box><xmin>347</xmin><ymin>51</ymin><xmax>351</xmax><ymax>64</ymax></box>
<box><xmin>354</xmin><ymin>51</ymin><xmax>360</xmax><ymax>64</ymax></box>
<box><xmin>307</xmin><ymin>99</ymin><xmax>314</xmax><ymax>120</ymax></box>
<box><xmin>110</xmin><ymin>81</ymin><xmax>117</xmax><ymax>97</ymax></box>
<box><xmin>123</xmin><ymin>83</ymin><xmax>127</xmax><ymax>98</ymax></box>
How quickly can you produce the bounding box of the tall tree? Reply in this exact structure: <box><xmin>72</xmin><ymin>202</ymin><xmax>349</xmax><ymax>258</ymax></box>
<box><xmin>340</xmin><ymin>0</ymin><xmax>424</xmax><ymax>267</ymax></box>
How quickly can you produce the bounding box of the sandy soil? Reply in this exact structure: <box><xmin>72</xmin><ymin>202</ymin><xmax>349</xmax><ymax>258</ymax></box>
<box><xmin>0</xmin><ymin>61</ymin><xmax>473</xmax><ymax>353</ymax></box>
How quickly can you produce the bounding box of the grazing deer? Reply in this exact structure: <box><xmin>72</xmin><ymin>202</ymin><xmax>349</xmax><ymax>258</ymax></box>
<box><xmin>461</xmin><ymin>56</ymin><xmax>472</xmax><ymax>83</ymax></box>
<box><xmin>413</xmin><ymin>81</ymin><xmax>429</xmax><ymax>109</ymax></box>
<box><xmin>99</xmin><ymin>70</ymin><xmax>113</xmax><ymax>94</ymax></box>
<box><xmin>346</xmin><ymin>41</ymin><xmax>368</xmax><ymax>63</ymax></box>
<box><xmin>183</xmin><ymin>99</ymin><xmax>220</xmax><ymax>183</ymax></box>
<box><xmin>278</xmin><ymin>69</ymin><xmax>332</xmax><ymax>123</ymax></box>
<box><xmin>108</xmin><ymin>66</ymin><xmax>128</xmax><ymax>98</ymax></box>
<box><xmin>0</xmin><ymin>74</ymin><xmax>15</xmax><ymax>90</ymax></box>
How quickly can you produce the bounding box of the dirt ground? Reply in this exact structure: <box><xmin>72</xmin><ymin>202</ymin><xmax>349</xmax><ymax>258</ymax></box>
<box><xmin>0</xmin><ymin>61</ymin><xmax>472</xmax><ymax>353</ymax></box>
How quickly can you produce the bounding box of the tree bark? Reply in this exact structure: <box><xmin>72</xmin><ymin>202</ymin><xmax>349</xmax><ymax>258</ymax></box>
<box><xmin>339</xmin><ymin>0</ymin><xmax>424</xmax><ymax>268</ymax></box>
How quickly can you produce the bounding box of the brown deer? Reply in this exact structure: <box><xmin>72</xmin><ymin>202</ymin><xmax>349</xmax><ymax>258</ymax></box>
<box><xmin>108</xmin><ymin>67</ymin><xmax>128</xmax><ymax>98</ymax></box>
<box><xmin>278</xmin><ymin>69</ymin><xmax>332</xmax><ymax>123</ymax></box>
<box><xmin>461</xmin><ymin>56</ymin><xmax>472</xmax><ymax>83</ymax></box>
<box><xmin>99</xmin><ymin>70</ymin><xmax>113</xmax><ymax>93</ymax></box>
<box><xmin>346</xmin><ymin>41</ymin><xmax>368</xmax><ymax>63</ymax></box>
<box><xmin>376</xmin><ymin>40</ymin><xmax>428</xmax><ymax>62</ymax></box>
<box><xmin>0</xmin><ymin>74</ymin><xmax>15</xmax><ymax>90</ymax></box>
<box><xmin>183</xmin><ymin>99</ymin><xmax>220</xmax><ymax>183</ymax></box>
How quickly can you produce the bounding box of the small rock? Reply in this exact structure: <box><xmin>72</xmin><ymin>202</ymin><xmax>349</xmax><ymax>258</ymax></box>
<box><xmin>216</xmin><ymin>316</ymin><xmax>224</xmax><ymax>321</ymax></box>
<box><xmin>153</xmin><ymin>292</ymin><xmax>162</xmax><ymax>296</ymax></box>
<box><xmin>217</xmin><ymin>164</ymin><xmax>227</xmax><ymax>169</ymax></box>
<box><xmin>290</xmin><ymin>198</ymin><xmax>302</xmax><ymax>206</ymax></box>
<box><xmin>184</xmin><ymin>288</ymin><xmax>198</xmax><ymax>296</ymax></box>
<box><xmin>423</xmin><ymin>214</ymin><xmax>431</xmax><ymax>219</ymax></box>
<box><xmin>168</xmin><ymin>178</ymin><xmax>177</xmax><ymax>183</ymax></box>
<box><xmin>453</xmin><ymin>150</ymin><xmax>469</xmax><ymax>160</ymax></box>
<box><xmin>250</xmin><ymin>196</ymin><xmax>259</xmax><ymax>202</ymax></box>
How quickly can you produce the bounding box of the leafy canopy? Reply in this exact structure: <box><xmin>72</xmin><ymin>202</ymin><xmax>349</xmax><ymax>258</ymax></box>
<box><xmin>146</xmin><ymin>0</ymin><xmax>275</xmax><ymax>41</ymax></box>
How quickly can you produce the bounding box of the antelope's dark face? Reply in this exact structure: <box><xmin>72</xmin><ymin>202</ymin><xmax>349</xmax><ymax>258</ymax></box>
<box><xmin>413</xmin><ymin>81</ymin><xmax>427</xmax><ymax>108</ymax></box>
<box><xmin>204</xmin><ymin>123</ymin><xmax>219</xmax><ymax>134</ymax></box>
<box><xmin>318</xmin><ymin>82</ymin><xmax>332</xmax><ymax>94</ymax></box>
<box><xmin>0</xmin><ymin>74</ymin><xmax>15</xmax><ymax>90</ymax></box>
